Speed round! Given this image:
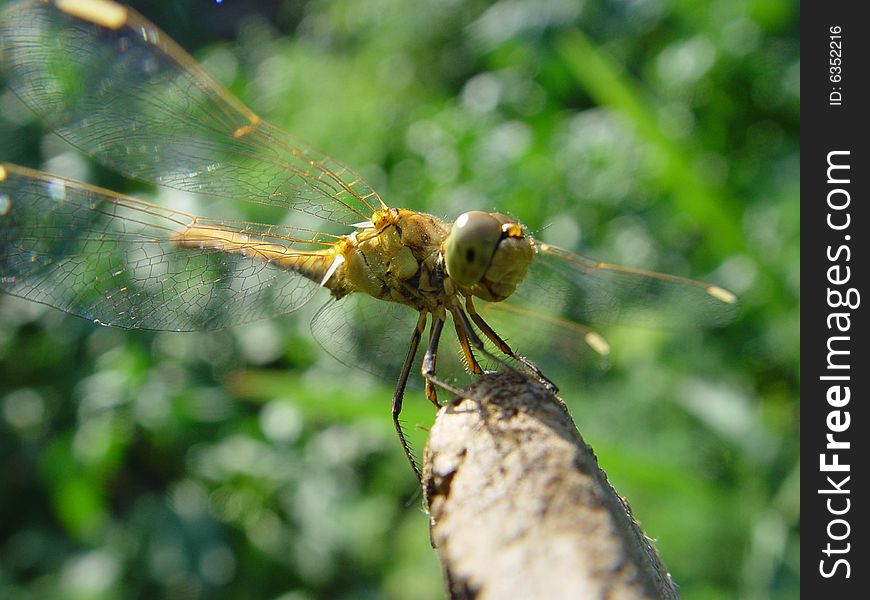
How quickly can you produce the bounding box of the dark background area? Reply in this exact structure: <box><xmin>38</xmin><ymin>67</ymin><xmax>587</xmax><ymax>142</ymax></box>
<box><xmin>0</xmin><ymin>0</ymin><xmax>798</xmax><ymax>598</ymax></box>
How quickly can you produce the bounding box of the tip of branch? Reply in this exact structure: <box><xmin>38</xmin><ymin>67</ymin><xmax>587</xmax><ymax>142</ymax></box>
<box><xmin>422</xmin><ymin>372</ymin><xmax>678</xmax><ymax>600</ymax></box>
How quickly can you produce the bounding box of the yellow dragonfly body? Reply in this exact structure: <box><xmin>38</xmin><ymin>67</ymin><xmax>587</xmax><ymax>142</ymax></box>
<box><xmin>0</xmin><ymin>0</ymin><xmax>737</xmax><ymax>478</ymax></box>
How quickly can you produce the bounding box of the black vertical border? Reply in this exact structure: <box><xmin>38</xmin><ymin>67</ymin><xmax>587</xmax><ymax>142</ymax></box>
<box><xmin>802</xmin><ymin>3</ymin><xmax>868</xmax><ymax>596</ymax></box>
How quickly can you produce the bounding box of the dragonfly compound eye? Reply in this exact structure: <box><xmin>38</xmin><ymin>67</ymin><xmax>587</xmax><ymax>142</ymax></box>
<box><xmin>445</xmin><ymin>211</ymin><xmax>503</xmax><ymax>286</ymax></box>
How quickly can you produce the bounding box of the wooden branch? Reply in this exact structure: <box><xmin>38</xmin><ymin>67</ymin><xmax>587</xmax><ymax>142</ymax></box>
<box><xmin>422</xmin><ymin>372</ymin><xmax>679</xmax><ymax>600</ymax></box>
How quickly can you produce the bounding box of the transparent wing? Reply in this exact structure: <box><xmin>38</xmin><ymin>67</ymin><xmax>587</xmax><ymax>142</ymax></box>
<box><xmin>467</xmin><ymin>242</ymin><xmax>736</xmax><ymax>381</ymax></box>
<box><xmin>0</xmin><ymin>163</ymin><xmax>335</xmax><ymax>330</ymax></box>
<box><xmin>311</xmin><ymin>294</ymin><xmax>423</xmax><ymax>385</ymax></box>
<box><xmin>311</xmin><ymin>295</ymin><xmax>479</xmax><ymax>390</ymax></box>
<box><xmin>513</xmin><ymin>241</ymin><xmax>738</xmax><ymax>329</ymax></box>
<box><xmin>0</xmin><ymin>0</ymin><xmax>384</xmax><ymax>225</ymax></box>
<box><xmin>475</xmin><ymin>299</ymin><xmax>611</xmax><ymax>384</ymax></box>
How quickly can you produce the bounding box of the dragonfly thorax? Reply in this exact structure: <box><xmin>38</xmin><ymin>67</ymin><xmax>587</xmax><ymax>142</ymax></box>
<box><xmin>331</xmin><ymin>208</ymin><xmax>454</xmax><ymax>312</ymax></box>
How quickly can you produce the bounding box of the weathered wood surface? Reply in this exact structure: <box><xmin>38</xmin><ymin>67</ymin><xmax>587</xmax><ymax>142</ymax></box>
<box><xmin>423</xmin><ymin>372</ymin><xmax>679</xmax><ymax>600</ymax></box>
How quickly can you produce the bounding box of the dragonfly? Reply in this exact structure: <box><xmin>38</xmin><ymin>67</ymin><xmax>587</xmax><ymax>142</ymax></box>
<box><xmin>0</xmin><ymin>0</ymin><xmax>737</xmax><ymax>480</ymax></box>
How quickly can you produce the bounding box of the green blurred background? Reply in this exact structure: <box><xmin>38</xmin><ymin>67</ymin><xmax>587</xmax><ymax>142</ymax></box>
<box><xmin>0</xmin><ymin>0</ymin><xmax>798</xmax><ymax>598</ymax></box>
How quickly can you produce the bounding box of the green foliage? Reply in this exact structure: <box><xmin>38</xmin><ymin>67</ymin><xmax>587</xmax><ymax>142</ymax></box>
<box><xmin>1</xmin><ymin>0</ymin><xmax>798</xmax><ymax>598</ymax></box>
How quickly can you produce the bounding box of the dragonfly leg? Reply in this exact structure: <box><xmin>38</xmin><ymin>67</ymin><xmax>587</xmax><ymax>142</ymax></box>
<box><xmin>450</xmin><ymin>306</ymin><xmax>526</xmax><ymax>380</ymax></box>
<box><xmin>422</xmin><ymin>314</ymin><xmax>466</xmax><ymax>400</ymax></box>
<box><xmin>392</xmin><ymin>312</ymin><xmax>428</xmax><ymax>483</ymax></box>
<box><xmin>465</xmin><ymin>297</ymin><xmax>559</xmax><ymax>393</ymax></box>
<box><xmin>451</xmin><ymin>308</ymin><xmax>486</xmax><ymax>376</ymax></box>
<box><xmin>423</xmin><ymin>317</ymin><xmax>444</xmax><ymax>409</ymax></box>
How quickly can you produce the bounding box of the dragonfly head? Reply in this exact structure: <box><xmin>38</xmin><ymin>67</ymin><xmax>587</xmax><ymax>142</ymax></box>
<box><xmin>445</xmin><ymin>211</ymin><xmax>534</xmax><ymax>302</ymax></box>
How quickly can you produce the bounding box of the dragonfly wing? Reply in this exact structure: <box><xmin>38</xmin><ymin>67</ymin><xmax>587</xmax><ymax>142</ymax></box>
<box><xmin>477</xmin><ymin>299</ymin><xmax>610</xmax><ymax>356</ymax></box>
<box><xmin>0</xmin><ymin>164</ymin><xmax>331</xmax><ymax>330</ymax></box>
<box><xmin>310</xmin><ymin>295</ymin><xmax>478</xmax><ymax>389</ymax></box>
<box><xmin>311</xmin><ymin>295</ymin><xmax>423</xmax><ymax>383</ymax></box>
<box><xmin>0</xmin><ymin>0</ymin><xmax>383</xmax><ymax>225</ymax></box>
<box><xmin>514</xmin><ymin>241</ymin><xmax>739</xmax><ymax>329</ymax></box>
<box><xmin>470</xmin><ymin>242</ymin><xmax>736</xmax><ymax>380</ymax></box>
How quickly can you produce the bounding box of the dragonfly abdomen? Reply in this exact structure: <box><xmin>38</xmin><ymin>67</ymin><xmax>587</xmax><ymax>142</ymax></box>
<box><xmin>172</xmin><ymin>223</ymin><xmax>337</xmax><ymax>289</ymax></box>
